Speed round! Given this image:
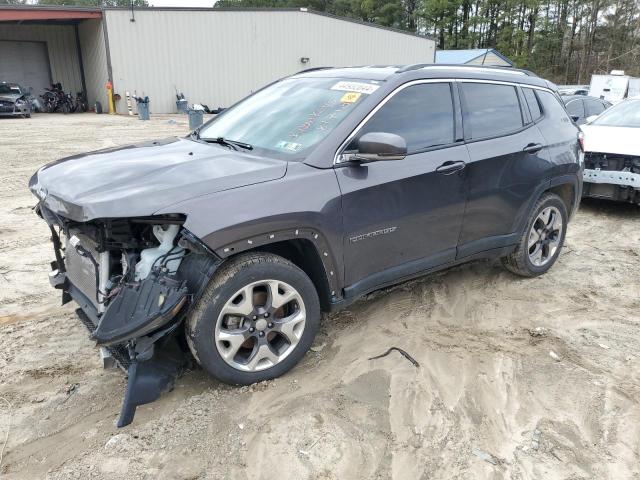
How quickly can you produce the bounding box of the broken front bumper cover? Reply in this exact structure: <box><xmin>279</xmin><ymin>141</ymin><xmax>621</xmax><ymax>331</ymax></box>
<box><xmin>40</xmin><ymin>209</ymin><xmax>220</xmax><ymax>427</ymax></box>
<box><xmin>49</xmin><ymin>266</ymin><xmax>190</xmax><ymax>427</ymax></box>
<box><xmin>583</xmin><ymin>168</ymin><xmax>640</xmax><ymax>189</ymax></box>
<box><xmin>49</xmin><ymin>267</ymin><xmax>188</xmax><ymax>346</ymax></box>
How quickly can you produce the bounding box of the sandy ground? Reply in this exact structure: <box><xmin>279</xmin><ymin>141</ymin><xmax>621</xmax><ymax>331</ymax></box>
<box><xmin>1</xmin><ymin>113</ymin><xmax>639</xmax><ymax>480</ymax></box>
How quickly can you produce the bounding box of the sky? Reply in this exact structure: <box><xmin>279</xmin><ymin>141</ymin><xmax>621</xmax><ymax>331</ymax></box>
<box><xmin>149</xmin><ymin>0</ymin><xmax>217</xmax><ymax>6</ymax></box>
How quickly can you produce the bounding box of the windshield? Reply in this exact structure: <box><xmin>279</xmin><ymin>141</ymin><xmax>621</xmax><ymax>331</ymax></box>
<box><xmin>198</xmin><ymin>77</ymin><xmax>379</xmax><ymax>157</ymax></box>
<box><xmin>592</xmin><ymin>99</ymin><xmax>640</xmax><ymax>127</ymax></box>
<box><xmin>0</xmin><ymin>85</ymin><xmax>21</xmax><ymax>95</ymax></box>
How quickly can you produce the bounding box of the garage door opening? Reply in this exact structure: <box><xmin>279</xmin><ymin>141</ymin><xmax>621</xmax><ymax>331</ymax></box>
<box><xmin>0</xmin><ymin>40</ymin><xmax>52</xmax><ymax>97</ymax></box>
<box><xmin>0</xmin><ymin>6</ymin><xmax>105</xmax><ymax>110</ymax></box>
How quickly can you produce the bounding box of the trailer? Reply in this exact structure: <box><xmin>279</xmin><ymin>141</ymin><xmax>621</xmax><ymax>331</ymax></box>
<box><xmin>588</xmin><ymin>72</ymin><xmax>640</xmax><ymax>103</ymax></box>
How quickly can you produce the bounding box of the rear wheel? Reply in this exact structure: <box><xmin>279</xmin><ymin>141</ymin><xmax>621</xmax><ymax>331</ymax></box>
<box><xmin>186</xmin><ymin>253</ymin><xmax>320</xmax><ymax>385</ymax></box>
<box><xmin>502</xmin><ymin>192</ymin><xmax>567</xmax><ymax>277</ymax></box>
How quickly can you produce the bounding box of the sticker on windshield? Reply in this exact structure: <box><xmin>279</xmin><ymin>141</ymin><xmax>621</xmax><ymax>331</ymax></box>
<box><xmin>340</xmin><ymin>92</ymin><xmax>362</xmax><ymax>103</ymax></box>
<box><xmin>275</xmin><ymin>140</ymin><xmax>303</xmax><ymax>152</ymax></box>
<box><xmin>331</xmin><ymin>81</ymin><xmax>380</xmax><ymax>95</ymax></box>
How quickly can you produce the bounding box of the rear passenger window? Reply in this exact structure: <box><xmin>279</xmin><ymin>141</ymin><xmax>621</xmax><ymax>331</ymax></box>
<box><xmin>355</xmin><ymin>83</ymin><xmax>454</xmax><ymax>153</ymax></box>
<box><xmin>585</xmin><ymin>99</ymin><xmax>605</xmax><ymax>116</ymax></box>
<box><xmin>565</xmin><ymin>99</ymin><xmax>585</xmax><ymax>118</ymax></box>
<box><xmin>523</xmin><ymin>88</ymin><xmax>542</xmax><ymax>121</ymax></box>
<box><xmin>461</xmin><ymin>83</ymin><xmax>523</xmax><ymax>139</ymax></box>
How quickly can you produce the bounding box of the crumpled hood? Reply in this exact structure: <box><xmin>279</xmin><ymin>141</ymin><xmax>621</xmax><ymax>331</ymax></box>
<box><xmin>581</xmin><ymin>125</ymin><xmax>640</xmax><ymax>157</ymax></box>
<box><xmin>29</xmin><ymin>137</ymin><xmax>287</xmax><ymax>221</ymax></box>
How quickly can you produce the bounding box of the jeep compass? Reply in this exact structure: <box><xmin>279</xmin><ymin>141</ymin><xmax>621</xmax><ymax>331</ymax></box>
<box><xmin>29</xmin><ymin>65</ymin><xmax>583</xmax><ymax>426</ymax></box>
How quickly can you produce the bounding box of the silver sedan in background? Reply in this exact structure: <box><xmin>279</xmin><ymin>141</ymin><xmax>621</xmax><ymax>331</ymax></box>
<box><xmin>0</xmin><ymin>82</ymin><xmax>32</xmax><ymax>118</ymax></box>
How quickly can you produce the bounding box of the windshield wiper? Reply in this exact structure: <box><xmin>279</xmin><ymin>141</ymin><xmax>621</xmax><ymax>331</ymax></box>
<box><xmin>200</xmin><ymin>137</ymin><xmax>253</xmax><ymax>151</ymax></box>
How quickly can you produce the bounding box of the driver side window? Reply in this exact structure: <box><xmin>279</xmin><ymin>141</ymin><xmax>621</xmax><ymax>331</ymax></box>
<box><xmin>349</xmin><ymin>83</ymin><xmax>455</xmax><ymax>154</ymax></box>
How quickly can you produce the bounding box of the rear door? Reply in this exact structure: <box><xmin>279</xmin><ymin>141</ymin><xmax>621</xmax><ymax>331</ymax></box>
<box><xmin>336</xmin><ymin>81</ymin><xmax>469</xmax><ymax>294</ymax></box>
<box><xmin>457</xmin><ymin>81</ymin><xmax>551</xmax><ymax>258</ymax></box>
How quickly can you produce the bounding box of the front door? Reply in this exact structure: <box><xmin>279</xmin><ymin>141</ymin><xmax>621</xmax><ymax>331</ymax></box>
<box><xmin>335</xmin><ymin>82</ymin><xmax>469</xmax><ymax>296</ymax></box>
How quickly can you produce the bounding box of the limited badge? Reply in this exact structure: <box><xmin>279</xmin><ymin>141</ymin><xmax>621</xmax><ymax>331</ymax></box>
<box><xmin>340</xmin><ymin>92</ymin><xmax>361</xmax><ymax>104</ymax></box>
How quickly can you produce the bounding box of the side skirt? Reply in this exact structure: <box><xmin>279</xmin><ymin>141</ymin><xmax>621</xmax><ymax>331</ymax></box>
<box><xmin>329</xmin><ymin>244</ymin><xmax>516</xmax><ymax>312</ymax></box>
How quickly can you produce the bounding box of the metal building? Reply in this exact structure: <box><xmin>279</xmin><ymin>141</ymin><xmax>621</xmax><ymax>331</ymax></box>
<box><xmin>0</xmin><ymin>6</ymin><xmax>435</xmax><ymax>114</ymax></box>
<box><xmin>435</xmin><ymin>49</ymin><xmax>513</xmax><ymax>67</ymax></box>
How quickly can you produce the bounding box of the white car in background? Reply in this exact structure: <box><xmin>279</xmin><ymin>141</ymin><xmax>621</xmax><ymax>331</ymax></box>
<box><xmin>581</xmin><ymin>98</ymin><xmax>640</xmax><ymax>204</ymax></box>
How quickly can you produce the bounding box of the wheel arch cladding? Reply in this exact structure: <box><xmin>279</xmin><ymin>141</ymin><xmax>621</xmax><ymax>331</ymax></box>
<box><xmin>220</xmin><ymin>237</ymin><xmax>334</xmax><ymax>312</ymax></box>
<box><xmin>546</xmin><ymin>182</ymin><xmax>575</xmax><ymax>217</ymax></box>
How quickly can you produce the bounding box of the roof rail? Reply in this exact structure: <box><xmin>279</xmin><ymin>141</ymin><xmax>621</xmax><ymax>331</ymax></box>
<box><xmin>395</xmin><ymin>63</ymin><xmax>432</xmax><ymax>73</ymax></box>
<box><xmin>294</xmin><ymin>66</ymin><xmax>333</xmax><ymax>75</ymax></box>
<box><xmin>395</xmin><ymin>63</ymin><xmax>538</xmax><ymax>77</ymax></box>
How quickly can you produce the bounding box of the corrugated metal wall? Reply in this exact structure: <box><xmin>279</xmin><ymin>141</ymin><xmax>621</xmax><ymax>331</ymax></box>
<box><xmin>78</xmin><ymin>19</ymin><xmax>109</xmax><ymax>109</ymax></box>
<box><xmin>0</xmin><ymin>23</ymin><xmax>82</xmax><ymax>94</ymax></box>
<box><xmin>104</xmin><ymin>9</ymin><xmax>435</xmax><ymax>113</ymax></box>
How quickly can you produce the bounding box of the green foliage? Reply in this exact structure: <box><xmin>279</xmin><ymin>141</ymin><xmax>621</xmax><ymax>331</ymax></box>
<box><xmin>3</xmin><ymin>0</ymin><xmax>637</xmax><ymax>82</ymax></box>
<box><xmin>214</xmin><ymin>0</ymin><xmax>640</xmax><ymax>82</ymax></box>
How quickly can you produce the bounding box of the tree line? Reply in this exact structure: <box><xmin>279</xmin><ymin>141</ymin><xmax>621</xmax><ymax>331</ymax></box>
<box><xmin>3</xmin><ymin>0</ymin><xmax>638</xmax><ymax>84</ymax></box>
<box><xmin>215</xmin><ymin>0</ymin><xmax>640</xmax><ymax>84</ymax></box>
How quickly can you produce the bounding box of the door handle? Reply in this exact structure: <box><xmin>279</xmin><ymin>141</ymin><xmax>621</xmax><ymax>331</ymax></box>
<box><xmin>436</xmin><ymin>160</ymin><xmax>466</xmax><ymax>175</ymax></box>
<box><xmin>523</xmin><ymin>143</ymin><xmax>544</xmax><ymax>154</ymax></box>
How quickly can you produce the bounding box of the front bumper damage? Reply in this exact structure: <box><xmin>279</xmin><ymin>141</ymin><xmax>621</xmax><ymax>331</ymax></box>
<box><xmin>583</xmin><ymin>152</ymin><xmax>640</xmax><ymax>203</ymax></box>
<box><xmin>0</xmin><ymin>97</ymin><xmax>30</xmax><ymax>116</ymax></box>
<box><xmin>41</xmin><ymin>206</ymin><xmax>219</xmax><ymax>427</ymax></box>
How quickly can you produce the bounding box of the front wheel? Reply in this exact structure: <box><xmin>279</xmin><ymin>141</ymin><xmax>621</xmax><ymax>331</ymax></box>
<box><xmin>502</xmin><ymin>192</ymin><xmax>568</xmax><ymax>277</ymax></box>
<box><xmin>186</xmin><ymin>253</ymin><xmax>321</xmax><ymax>385</ymax></box>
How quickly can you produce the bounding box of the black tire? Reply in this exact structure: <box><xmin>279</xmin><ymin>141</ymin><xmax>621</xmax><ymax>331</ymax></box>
<box><xmin>502</xmin><ymin>192</ymin><xmax>568</xmax><ymax>277</ymax></box>
<box><xmin>186</xmin><ymin>252</ymin><xmax>321</xmax><ymax>385</ymax></box>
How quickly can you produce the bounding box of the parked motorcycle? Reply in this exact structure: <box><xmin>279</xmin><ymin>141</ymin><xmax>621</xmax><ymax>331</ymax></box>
<box><xmin>40</xmin><ymin>82</ymin><xmax>77</xmax><ymax>113</ymax></box>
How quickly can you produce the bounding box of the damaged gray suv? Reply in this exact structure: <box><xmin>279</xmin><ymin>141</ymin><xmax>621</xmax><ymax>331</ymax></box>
<box><xmin>30</xmin><ymin>65</ymin><xmax>582</xmax><ymax>426</ymax></box>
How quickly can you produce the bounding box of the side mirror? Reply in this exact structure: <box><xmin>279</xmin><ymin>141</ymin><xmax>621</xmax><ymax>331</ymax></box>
<box><xmin>343</xmin><ymin>132</ymin><xmax>407</xmax><ymax>163</ymax></box>
<box><xmin>585</xmin><ymin>115</ymin><xmax>598</xmax><ymax>124</ymax></box>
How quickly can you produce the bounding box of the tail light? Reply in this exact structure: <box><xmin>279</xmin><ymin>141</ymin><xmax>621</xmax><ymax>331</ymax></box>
<box><xmin>578</xmin><ymin>132</ymin><xmax>585</xmax><ymax>153</ymax></box>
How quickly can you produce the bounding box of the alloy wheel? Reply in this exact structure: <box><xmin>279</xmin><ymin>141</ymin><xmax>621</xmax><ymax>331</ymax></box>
<box><xmin>528</xmin><ymin>206</ymin><xmax>563</xmax><ymax>267</ymax></box>
<box><xmin>214</xmin><ymin>279</ymin><xmax>306</xmax><ymax>372</ymax></box>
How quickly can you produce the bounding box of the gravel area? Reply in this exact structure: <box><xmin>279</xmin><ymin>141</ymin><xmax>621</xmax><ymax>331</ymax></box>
<box><xmin>1</xmin><ymin>113</ymin><xmax>639</xmax><ymax>479</ymax></box>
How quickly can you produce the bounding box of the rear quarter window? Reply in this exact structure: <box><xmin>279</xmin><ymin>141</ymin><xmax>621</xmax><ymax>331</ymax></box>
<box><xmin>536</xmin><ymin>90</ymin><xmax>573</xmax><ymax>122</ymax></box>
<box><xmin>461</xmin><ymin>83</ymin><xmax>523</xmax><ymax>139</ymax></box>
